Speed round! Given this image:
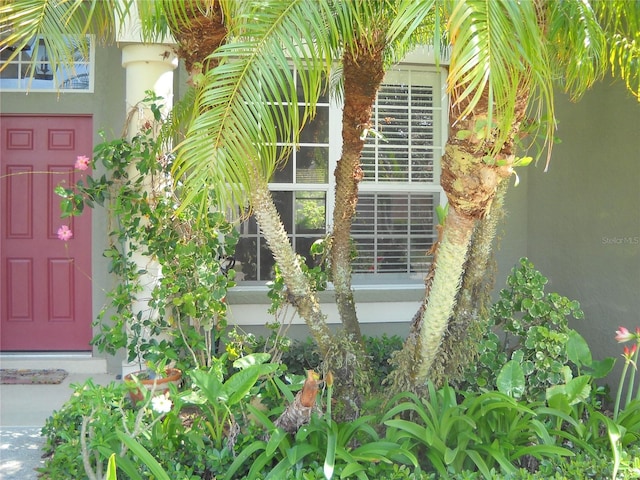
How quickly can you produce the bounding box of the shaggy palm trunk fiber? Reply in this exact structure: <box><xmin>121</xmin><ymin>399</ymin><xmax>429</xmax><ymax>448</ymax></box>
<box><xmin>331</xmin><ymin>33</ymin><xmax>386</xmax><ymax>342</ymax></box>
<box><xmin>274</xmin><ymin>370</ymin><xmax>321</xmax><ymax>434</ymax></box>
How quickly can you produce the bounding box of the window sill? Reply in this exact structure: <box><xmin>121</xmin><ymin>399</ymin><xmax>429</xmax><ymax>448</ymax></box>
<box><xmin>227</xmin><ymin>282</ymin><xmax>425</xmax><ymax>305</ymax></box>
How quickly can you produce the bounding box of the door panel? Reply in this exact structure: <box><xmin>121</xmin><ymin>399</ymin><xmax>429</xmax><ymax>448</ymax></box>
<box><xmin>1</xmin><ymin>115</ymin><xmax>93</xmax><ymax>350</ymax></box>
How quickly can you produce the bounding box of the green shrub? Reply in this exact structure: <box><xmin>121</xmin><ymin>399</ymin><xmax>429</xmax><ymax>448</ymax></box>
<box><xmin>39</xmin><ymin>377</ymin><xmax>241</xmax><ymax>479</ymax></box>
<box><xmin>279</xmin><ymin>336</ymin><xmax>323</xmax><ymax>375</ymax></box>
<box><xmin>270</xmin><ymin>334</ymin><xmax>402</xmax><ymax>385</ymax></box>
<box><xmin>40</xmin><ymin>258</ymin><xmax>638</xmax><ymax>480</ymax></box>
<box><xmin>42</xmin><ymin>370</ymin><xmax>638</xmax><ymax>480</ymax></box>
<box><xmin>57</xmin><ymin>97</ymin><xmax>238</xmax><ymax>372</ymax></box>
<box><xmin>39</xmin><ymin>380</ymin><xmax>128</xmax><ymax>479</ymax></box>
<box><xmin>462</xmin><ymin>258</ymin><xmax>604</xmax><ymax>402</ymax></box>
<box><xmin>382</xmin><ymin>382</ymin><xmax>572</xmax><ymax>478</ymax></box>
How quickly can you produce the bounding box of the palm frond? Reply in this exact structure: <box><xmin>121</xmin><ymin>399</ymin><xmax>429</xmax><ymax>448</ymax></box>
<box><xmin>445</xmin><ymin>0</ymin><xmax>554</xmax><ymax>155</ymax></box>
<box><xmin>608</xmin><ymin>33</ymin><xmax>640</xmax><ymax>98</ymax></box>
<box><xmin>0</xmin><ymin>0</ymin><xmax>132</xmax><ymax>80</ymax></box>
<box><xmin>387</xmin><ymin>0</ymin><xmax>438</xmax><ymax>47</ymax></box>
<box><xmin>593</xmin><ymin>0</ymin><xmax>640</xmax><ymax>99</ymax></box>
<box><xmin>137</xmin><ymin>0</ymin><xmax>234</xmax><ymax>46</ymax></box>
<box><xmin>135</xmin><ymin>0</ymin><xmax>172</xmax><ymax>43</ymax></box>
<box><xmin>547</xmin><ymin>0</ymin><xmax>608</xmax><ymax>101</ymax></box>
<box><xmin>158</xmin><ymin>86</ymin><xmax>199</xmax><ymax>150</ymax></box>
<box><xmin>383</xmin><ymin>3</ymin><xmax>441</xmax><ymax>69</ymax></box>
<box><xmin>593</xmin><ymin>0</ymin><xmax>640</xmax><ymax>37</ymax></box>
<box><xmin>173</xmin><ymin>0</ymin><xmax>346</xmax><ymax>216</ymax></box>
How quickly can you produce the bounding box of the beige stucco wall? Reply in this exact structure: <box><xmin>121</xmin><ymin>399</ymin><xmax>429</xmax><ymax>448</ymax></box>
<box><xmin>524</xmin><ymin>79</ymin><xmax>640</xmax><ymax>385</ymax></box>
<box><xmin>494</xmin><ymin>171</ymin><xmax>530</xmax><ymax>290</ymax></box>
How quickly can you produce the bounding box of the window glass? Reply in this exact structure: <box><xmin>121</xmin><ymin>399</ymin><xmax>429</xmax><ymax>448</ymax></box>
<box><xmin>296</xmin><ymin>191</ymin><xmax>326</xmax><ymax>233</ymax></box>
<box><xmin>0</xmin><ymin>36</ymin><xmax>93</xmax><ymax>92</ymax></box>
<box><xmin>296</xmin><ymin>146</ymin><xmax>329</xmax><ymax>183</ymax></box>
<box><xmin>235</xmin><ymin>188</ymin><xmax>328</xmax><ymax>281</ymax></box>
<box><xmin>351</xmin><ymin>192</ymin><xmax>438</xmax><ymax>276</ymax></box>
<box><xmin>234</xmin><ymin>66</ymin><xmax>444</xmax><ymax>285</ymax></box>
<box><xmin>299</xmin><ymin>105</ymin><xmax>329</xmax><ymax>144</ymax></box>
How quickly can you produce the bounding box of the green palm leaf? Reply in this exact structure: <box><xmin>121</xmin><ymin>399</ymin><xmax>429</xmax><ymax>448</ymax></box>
<box><xmin>173</xmin><ymin>0</ymin><xmax>352</xmax><ymax>216</ymax></box>
<box><xmin>387</xmin><ymin>0</ymin><xmax>438</xmax><ymax>46</ymax></box>
<box><xmin>0</xmin><ymin>0</ymin><xmax>132</xmax><ymax>73</ymax></box>
<box><xmin>445</xmin><ymin>0</ymin><xmax>554</xmax><ymax>154</ymax></box>
<box><xmin>547</xmin><ymin>0</ymin><xmax>608</xmax><ymax>100</ymax></box>
<box><xmin>593</xmin><ymin>0</ymin><xmax>640</xmax><ymax>98</ymax></box>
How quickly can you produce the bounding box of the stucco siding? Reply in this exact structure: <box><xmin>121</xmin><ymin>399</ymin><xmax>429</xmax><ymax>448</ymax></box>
<box><xmin>525</xmin><ymin>79</ymin><xmax>640</xmax><ymax>381</ymax></box>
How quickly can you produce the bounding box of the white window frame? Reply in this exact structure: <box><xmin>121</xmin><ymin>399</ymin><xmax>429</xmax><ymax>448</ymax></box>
<box><xmin>0</xmin><ymin>35</ymin><xmax>95</xmax><ymax>93</ymax></box>
<box><xmin>352</xmin><ymin>66</ymin><xmax>447</xmax><ymax>284</ymax></box>
<box><xmin>234</xmin><ymin>56</ymin><xmax>449</xmax><ymax>291</ymax></box>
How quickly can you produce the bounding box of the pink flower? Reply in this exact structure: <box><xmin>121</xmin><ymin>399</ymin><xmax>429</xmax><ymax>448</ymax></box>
<box><xmin>623</xmin><ymin>344</ymin><xmax>638</xmax><ymax>361</ymax></box>
<box><xmin>616</xmin><ymin>327</ymin><xmax>635</xmax><ymax>343</ymax></box>
<box><xmin>57</xmin><ymin>225</ymin><xmax>73</xmax><ymax>241</ymax></box>
<box><xmin>75</xmin><ymin>155</ymin><xmax>90</xmax><ymax>171</ymax></box>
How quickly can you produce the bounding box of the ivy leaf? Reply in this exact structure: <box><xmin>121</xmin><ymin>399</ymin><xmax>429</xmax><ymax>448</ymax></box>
<box><xmin>54</xmin><ymin>185</ymin><xmax>70</xmax><ymax>198</ymax></box>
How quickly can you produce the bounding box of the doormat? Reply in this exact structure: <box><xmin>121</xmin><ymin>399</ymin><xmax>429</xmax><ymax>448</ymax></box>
<box><xmin>0</xmin><ymin>368</ymin><xmax>68</xmax><ymax>385</ymax></box>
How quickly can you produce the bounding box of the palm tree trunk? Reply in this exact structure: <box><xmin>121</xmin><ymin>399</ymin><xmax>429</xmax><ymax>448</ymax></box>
<box><xmin>411</xmin><ymin>76</ymin><xmax>530</xmax><ymax>383</ymax></box>
<box><xmin>414</xmin><ymin>205</ymin><xmax>476</xmax><ymax>380</ymax></box>
<box><xmin>331</xmin><ymin>34</ymin><xmax>386</xmax><ymax>342</ymax></box>
<box><xmin>249</xmin><ymin>176</ymin><xmax>333</xmax><ymax>355</ymax></box>
<box><xmin>164</xmin><ymin>0</ymin><xmax>226</xmax><ymax>75</ymax></box>
<box><xmin>387</xmin><ymin>78</ymin><xmax>529</xmax><ymax>392</ymax></box>
<box><xmin>384</xmin><ymin>205</ymin><xmax>475</xmax><ymax>395</ymax></box>
<box><xmin>251</xmin><ymin>175</ymin><xmax>370</xmax><ymax>417</ymax></box>
<box><xmin>430</xmin><ymin>180</ymin><xmax>508</xmax><ymax>386</ymax></box>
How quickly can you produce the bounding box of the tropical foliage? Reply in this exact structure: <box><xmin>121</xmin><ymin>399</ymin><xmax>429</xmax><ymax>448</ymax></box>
<box><xmin>38</xmin><ymin>278</ymin><xmax>640</xmax><ymax>478</ymax></box>
<box><xmin>55</xmin><ymin>97</ymin><xmax>237</xmax><ymax>372</ymax></box>
<box><xmin>2</xmin><ymin>0</ymin><xmax>639</xmax><ymax>417</ymax></box>
<box><xmin>3</xmin><ymin>1</ymin><xmax>640</xmax><ymax>478</ymax></box>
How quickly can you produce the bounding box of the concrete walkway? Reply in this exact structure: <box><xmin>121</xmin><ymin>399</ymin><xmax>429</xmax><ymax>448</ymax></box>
<box><xmin>0</xmin><ymin>356</ymin><xmax>116</xmax><ymax>479</ymax></box>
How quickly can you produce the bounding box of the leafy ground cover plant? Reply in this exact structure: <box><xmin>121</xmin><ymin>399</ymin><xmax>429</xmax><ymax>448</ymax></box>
<box><xmin>179</xmin><ymin>353</ymin><xmax>279</xmax><ymax>451</ymax></box>
<box><xmin>251</xmin><ymin>333</ymin><xmax>403</xmax><ymax>389</ymax></box>
<box><xmin>461</xmin><ymin>257</ymin><xmax>612</xmax><ymax>403</ymax></box>
<box><xmin>38</xmin><ymin>379</ymin><xmax>194</xmax><ymax>480</ymax></box>
<box><xmin>39</xmin><ymin>254</ymin><xmax>640</xmax><ymax>479</ymax></box>
<box><xmin>41</xmin><ymin>358</ymin><xmax>640</xmax><ymax>480</ymax></box>
<box><xmin>382</xmin><ymin>382</ymin><xmax>572</xmax><ymax>478</ymax></box>
<box><xmin>39</xmin><ymin>354</ymin><xmax>280</xmax><ymax>480</ymax></box>
<box><xmin>39</xmin><ymin>380</ymin><xmax>128</xmax><ymax>479</ymax></box>
<box><xmin>220</xmin><ymin>368</ymin><xmax>421</xmax><ymax>480</ymax></box>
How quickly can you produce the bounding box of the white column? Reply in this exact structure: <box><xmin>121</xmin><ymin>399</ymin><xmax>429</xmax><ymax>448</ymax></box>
<box><xmin>121</xmin><ymin>44</ymin><xmax>178</xmax><ymax>135</ymax></box>
<box><xmin>119</xmin><ymin>44</ymin><xmax>178</xmax><ymax>376</ymax></box>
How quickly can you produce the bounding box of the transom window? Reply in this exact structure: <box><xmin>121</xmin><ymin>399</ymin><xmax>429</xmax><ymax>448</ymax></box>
<box><xmin>234</xmin><ymin>66</ymin><xmax>445</xmax><ymax>285</ymax></box>
<box><xmin>0</xmin><ymin>35</ymin><xmax>93</xmax><ymax>92</ymax></box>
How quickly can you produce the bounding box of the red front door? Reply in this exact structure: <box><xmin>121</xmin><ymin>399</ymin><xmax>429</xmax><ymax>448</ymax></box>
<box><xmin>1</xmin><ymin>115</ymin><xmax>93</xmax><ymax>351</ymax></box>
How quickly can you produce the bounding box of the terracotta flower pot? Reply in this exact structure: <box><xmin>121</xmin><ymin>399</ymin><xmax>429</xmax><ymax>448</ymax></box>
<box><xmin>124</xmin><ymin>368</ymin><xmax>182</xmax><ymax>403</ymax></box>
